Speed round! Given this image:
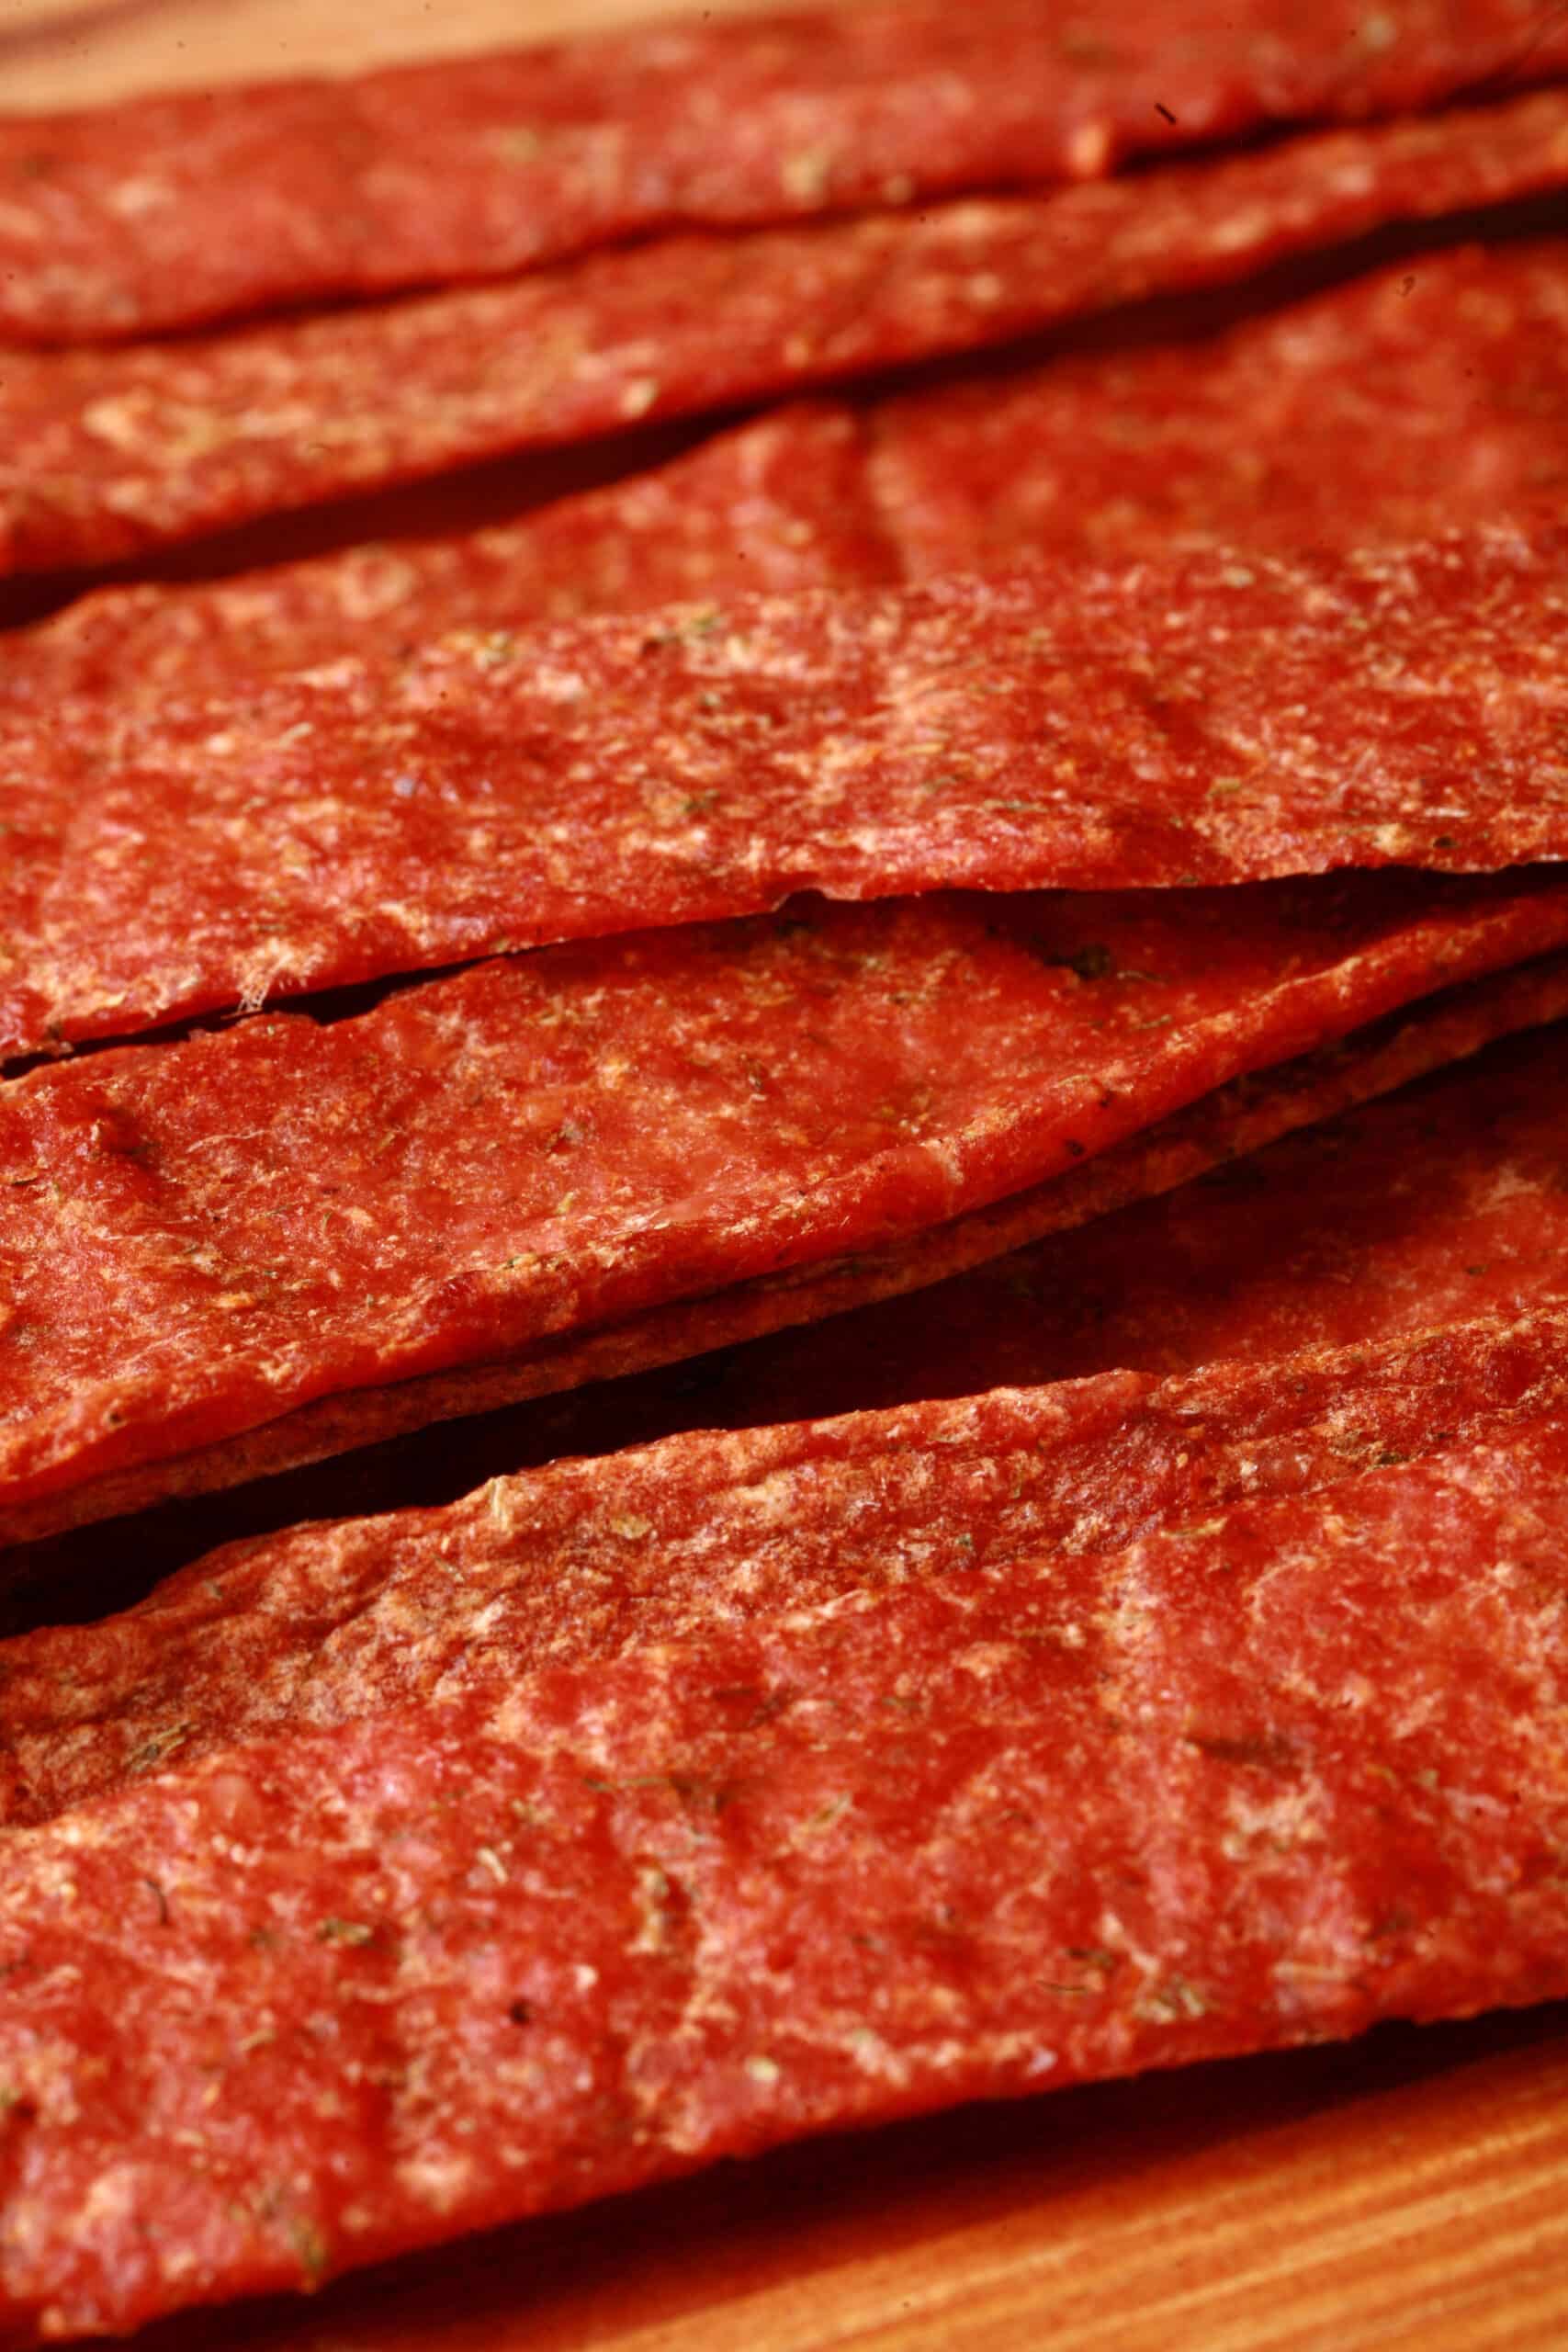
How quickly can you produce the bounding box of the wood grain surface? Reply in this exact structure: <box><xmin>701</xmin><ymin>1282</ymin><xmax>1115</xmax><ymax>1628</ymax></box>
<box><xmin>5</xmin><ymin>3</ymin><xmax>1568</xmax><ymax>2346</ymax></box>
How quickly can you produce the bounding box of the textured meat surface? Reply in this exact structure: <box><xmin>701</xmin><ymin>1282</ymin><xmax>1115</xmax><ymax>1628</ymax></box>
<box><xmin>874</xmin><ymin>239</ymin><xmax>1568</xmax><ymax>570</ymax></box>
<box><xmin>5</xmin><ymin>88</ymin><xmax>1567</xmax><ymax>575</ymax></box>
<box><xmin>0</xmin><ymin>404</ymin><xmax>890</xmax><ymax>716</ymax></box>
<box><xmin>4</xmin><ymin>235</ymin><xmax>1566</xmax><ymax>766</ymax></box>
<box><xmin>7</xmin><ymin>236</ymin><xmax>1568</xmax><ymax>713</ymax></box>
<box><xmin>5</xmin><ymin>0</ymin><xmax>1565</xmax><ymax>343</ymax></box>
<box><xmin>627</xmin><ymin>1013</ymin><xmax>1568</xmax><ymax>1426</ymax></box>
<box><xmin>5</xmin><ymin>529</ymin><xmax>1568</xmax><ymax>1061</ymax></box>
<box><xmin>1</xmin><ymin>1408</ymin><xmax>1568</xmax><ymax>2338</ymax></box>
<box><xmin>2</xmin><ymin>1301</ymin><xmax>1564</xmax><ymax>1828</ymax></box>
<box><xmin>6</xmin><ymin>7</ymin><xmax>1568</xmax><ymax>2340</ymax></box>
<box><xmin>10</xmin><ymin>925</ymin><xmax>1565</xmax><ymax>1570</ymax></box>
<box><xmin>9</xmin><ymin>871</ymin><xmax>1563</xmax><ymax>1533</ymax></box>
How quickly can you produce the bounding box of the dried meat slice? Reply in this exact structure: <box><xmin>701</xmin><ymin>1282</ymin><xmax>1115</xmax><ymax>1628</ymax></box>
<box><xmin>6</xmin><ymin>0</ymin><xmax>1566</xmax><ymax>343</ymax></box>
<box><xmin>14</xmin><ymin>971</ymin><xmax>1568</xmax><ymax>1801</ymax></box>
<box><xmin>18</xmin><ymin>925</ymin><xmax>1566</xmax><ymax>1569</ymax></box>
<box><xmin>5</xmin><ymin>1300</ymin><xmax>1564</xmax><ymax>1829</ymax></box>
<box><xmin>5</xmin><ymin>87</ymin><xmax>1566</xmax><ymax>576</ymax></box>
<box><xmin>0</xmin><ymin>402</ymin><xmax>887</xmax><ymax>716</ymax></box>
<box><xmin>6</xmin><ymin>526</ymin><xmax>1568</xmax><ymax>1065</ymax></box>
<box><xmin>8</xmin><ymin>235</ymin><xmax>1568</xmax><ymax>724</ymax></box>
<box><xmin>602</xmin><ymin>1005</ymin><xmax>1568</xmax><ymax>1433</ymax></box>
<box><xmin>872</xmin><ymin>237</ymin><xmax>1568</xmax><ymax>571</ymax></box>
<box><xmin>2</xmin><ymin>1409</ymin><xmax>1568</xmax><ymax>2338</ymax></box>
<box><xmin>4</xmin><ymin>869</ymin><xmax>1567</xmax><ymax>1547</ymax></box>
<box><xmin>11</xmin><ymin>234</ymin><xmax>1564</xmax><ymax>725</ymax></box>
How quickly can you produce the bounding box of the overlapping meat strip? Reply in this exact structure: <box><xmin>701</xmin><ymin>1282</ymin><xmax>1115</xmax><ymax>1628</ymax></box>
<box><xmin>1</xmin><ymin>1295</ymin><xmax>1562</xmax><ymax>1827</ymax></box>
<box><xmin>874</xmin><ymin>237</ymin><xmax>1568</xmax><ymax>569</ymax></box>
<box><xmin>1</xmin><ymin>1408</ymin><xmax>1567</xmax><ymax>2338</ymax></box>
<box><xmin>5</xmin><ymin>871</ymin><xmax>1568</xmax><ymax>1544</ymax></box>
<box><xmin>16</xmin><ymin>981</ymin><xmax>1568</xmax><ymax>1818</ymax></box>
<box><xmin>171</xmin><ymin>945</ymin><xmax>1568</xmax><ymax>1547</ymax></box>
<box><xmin>8</xmin><ymin>238</ymin><xmax>1568</xmax><ymax>712</ymax></box>
<box><xmin>5</xmin><ymin>88</ymin><xmax>1566</xmax><ymax>575</ymax></box>
<box><xmin>5</xmin><ymin>528</ymin><xmax>1567</xmax><ymax>1064</ymax></box>
<box><xmin>8</xmin><ymin>919</ymin><xmax>1563</xmax><ymax>1575</ymax></box>
<box><xmin>6</xmin><ymin>0</ymin><xmax>1565</xmax><ymax>343</ymax></box>
<box><xmin>0</xmin><ymin>404</ymin><xmax>890</xmax><ymax>718</ymax></box>
<box><xmin>611</xmin><ymin>1010</ymin><xmax>1568</xmax><ymax>1430</ymax></box>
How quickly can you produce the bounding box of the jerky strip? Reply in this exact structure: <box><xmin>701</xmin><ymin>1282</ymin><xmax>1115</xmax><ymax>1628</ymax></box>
<box><xmin>10</xmin><ymin>233</ymin><xmax>1568</xmax><ymax>718</ymax></box>
<box><xmin>20</xmin><ymin>924</ymin><xmax>1568</xmax><ymax>1562</ymax></box>
<box><xmin>6</xmin><ymin>0</ymin><xmax>1566</xmax><ymax>344</ymax></box>
<box><xmin>6</xmin><ymin>527</ymin><xmax>1568</xmax><ymax>1064</ymax></box>
<box><xmin>581</xmin><ymin>986</ymin><xmax>1568</xmax><ymax>1443</ymax></box>
<box><xmin>0</xmin><ymin>403</ymin><xmax>889</xmax><ymax>718</ymax></box>
<box><xmin>7</xmin><ymin>870</ymin><xmax>1562</xmax><ymax>1539</ymax></box>
<box><xmin>2</xmin><ymin>1416</ymin><xmax>1568</xmax><ymax>2338</ymax></box>
<box><xmin>6</xmin><ymin>1301</ymin><xmax>1565</xmax><ymax>1829</ymax></box>
<box><xmin>874</xmin><ymin>236</ymin><xmax>1568</xmax><ymax>571</ymax></box>
<box><xmin>10</xmin><ymin>235</ymin><xmax>1564</xmax><ymax>723</ymax></box>
<box><xmin>738</xmin><ymin>1014</ymin><xmax>1568</xmax><ymax>1421</ymax></box>
<box><xmin>5</xmin><ymin>87</ymin><xmax>1567</xmax><ymax>576</ymax></box>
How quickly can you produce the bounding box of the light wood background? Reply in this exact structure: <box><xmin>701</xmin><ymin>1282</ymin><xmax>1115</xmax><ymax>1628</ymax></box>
<box><xmin>1</xmin><ymin>0</ymin><xmax>829</xmax><ymax>107</ymax></box>
<box><xmin>6</xmin><ymin>2</ymin><xmax>1568</xmax><ymax>2346</ymax></box>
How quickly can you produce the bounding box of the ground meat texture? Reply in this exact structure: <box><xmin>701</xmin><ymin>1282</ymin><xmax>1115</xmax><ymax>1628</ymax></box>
<box><xmin>11</xmin><ymin>925</ymin><xmax>1564</xmax><ymax>1574</ymax></box>
<box><xmin>4</xmin><ymin>87</ymin><xmax>1567</xmax><ymax>577</ymax></box>
<box><xmin>0</xmin><ymin>404</ymin><xmax>890</xmax><ymax>718</ymax></box>
<box><xmin>7</xmin><ymin>236</ymin><xmax>1568</xmax><ymax>715</ymax></box>
<box><xmin>6</xmin><ymin>528</ymin><xmax>1568</xmax><ymax>1063</ymax></box>
<box><xmin>872</xmin><ymin>238</ymin><xmax>1568</xmax><ymax>571</ymax></box>
<box><xmin>1</xmin><ymin>1296</ymin><xmax>1564</xmax><ymax>1829</ymax></box>
<box><xmin>7</xmin><ymin>870</ymin><xmax>1568</xmax><ymax>1544</ymax></box>
<box><xmin>1</xmin><ymin>1411</ymin><xmax>1568</xmax><ymax>2338</ymax></box>
<box><xmin>3</xmin><ymin>0</ymin><xmax>1565</xmax><ymax>345</ymax></box>
<box><xmin>614</xmin><ymin>1009</ymin><xmax>1568</xmax><ymax>1428</ymax></box>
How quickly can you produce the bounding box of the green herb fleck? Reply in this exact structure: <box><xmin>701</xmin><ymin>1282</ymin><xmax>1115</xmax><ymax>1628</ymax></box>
<box><xmin>287</xmin><ymin>2213</ymin><xmax>333</xmax><ymax>2287</ymax></box>
<box><xmin>1135</xmin><ymin>1974</ymin><xmax>1210</xmax><ymax>2023</ymax></box>
<box><xmin>317</xmin><ymin>1917</ymin><xmax>377</xmax><ymax>1948</ymax></box>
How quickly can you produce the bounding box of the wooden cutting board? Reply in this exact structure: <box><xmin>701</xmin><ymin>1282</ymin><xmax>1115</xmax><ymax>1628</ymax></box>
<box><xmin>6</xmin><ymin>3</ymin><xmax>1568</xmax><ymax>2344</ymax></box>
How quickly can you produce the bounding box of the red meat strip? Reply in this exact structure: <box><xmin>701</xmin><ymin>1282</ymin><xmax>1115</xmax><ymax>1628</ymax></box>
<box><xmin>1</xmin><ymin>1405</ymin><xmax>1566</xmax><ymax>2339</ymax></box>
<box><xmin>6</xmin><ymin>527</ymin><xmax>1568</xmax><ymax>1064</ymax></box>
<box><xmin>4</xmin><ymin>88</ymin><xmax>1566</xmax><ymax>576</ymax></box>
<box><xmin>3</xmin><ymin>870</ymin><xmax>1566</xmax><ymax>1547</ymax></box>
<box><xmin>0</xmin><ymin>403</ymin><xmax>890</xmax><ymax>717</ymax></box>
<box><xmin>874</xmin><ymin>237</ymin><xmax>1568</xmax><ymax>570</ymax></box>
<box><xmin>9</xmin><ymin>236</ymin><xmax>1568</xmax><ymax>717</ymax></box>
<box><xmin>10</xmin><ymin>919</ymin><xmax>1562</xmax><ymax>1570</ymax></box>
<box><xmin>1</xmin><ymin>1295</ymin><xmax>1562</xmax><ymax>1829</ymax></box>
<box><xmin>162</xmin><ymin>945</ymin><xmax>1568</xmax><ymax>1552</ymax></box>
<box><xmin>579</xmin><ymin>1002</ymin><xmax>1568</xmax><ymax>1433</ymax></box>
<box><xmin>4</xmin><ymin>0</ymin><xmax>1565</xmax><ymax>345</ymax></box>
<box><xmin>754</xmin><ymin>1016</ymin><xmax>1568</xmax><ymax>1413</ymax></box>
